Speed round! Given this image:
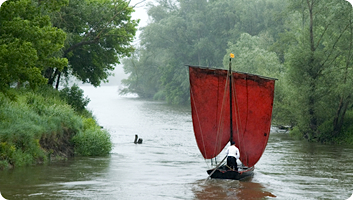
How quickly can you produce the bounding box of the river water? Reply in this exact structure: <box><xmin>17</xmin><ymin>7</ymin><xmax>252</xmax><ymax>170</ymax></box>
<box><xmin>0</xmin><ymin>85</ymin><xmax>352</xmax><ymax>200</ymax></box>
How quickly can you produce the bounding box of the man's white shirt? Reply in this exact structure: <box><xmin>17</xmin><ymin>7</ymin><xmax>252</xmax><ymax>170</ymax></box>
<box><xmin>226</xmin><ymin>145</ymin><xmax>240</xmax><ymax>159</ymax></box>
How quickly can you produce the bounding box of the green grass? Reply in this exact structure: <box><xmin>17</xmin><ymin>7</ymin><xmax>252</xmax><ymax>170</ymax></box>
<box><xmin>0</xmin><ymin>86</ymin><xmax>112</xmax><ymax>169</ymax></box>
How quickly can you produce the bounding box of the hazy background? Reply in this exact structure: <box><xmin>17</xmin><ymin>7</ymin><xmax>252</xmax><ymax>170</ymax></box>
<box><xmin>103</xmin><ymin>0</ymin><xmax>153</xmax><ymax>86</ymax></box>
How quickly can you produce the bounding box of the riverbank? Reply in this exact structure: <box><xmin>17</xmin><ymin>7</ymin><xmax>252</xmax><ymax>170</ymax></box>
<box><xmin>273</xmin><ymin>120</ymin><xmax>353</xmax><ymax>145</ymax></box>
<box><xmin>1</xmin><ymin>85</ymin><xmax>352</xmax><ymax>200</ymax></box>
<box><xmin>0</xmin><ymin>86</ymin><xmax>112</xmax><ymax>170</ymax></box>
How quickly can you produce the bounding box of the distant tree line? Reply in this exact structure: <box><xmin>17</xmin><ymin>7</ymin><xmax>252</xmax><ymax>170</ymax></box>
<box><xmin>0</xmin><ymin>0</ymin><xmax>138</xmax><ymax>92</ymax></box>
<box><xmin>121</xmin><ymin>0</ymin><xmax>353</xmax><ymax>143</ymax></box>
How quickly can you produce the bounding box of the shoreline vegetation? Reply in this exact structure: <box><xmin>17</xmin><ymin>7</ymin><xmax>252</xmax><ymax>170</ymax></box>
<box><xmin>120</xmin><ymin>0</ymin><xmax>353</xmax><ymax>145</ymax></box>
<box><xmin>0</xmin><ymin>85</ymin><xmax>112</xmax><ymax>170</ymax></box>
<box><xmin>0</xmin><ymin>0</ymin><xmax>136</xmax><ymax>170</ymax></box>
<box><xmin>1</xmin><ymin>0</ymin><xmax>353</xmax><ymax>171</ymax></box>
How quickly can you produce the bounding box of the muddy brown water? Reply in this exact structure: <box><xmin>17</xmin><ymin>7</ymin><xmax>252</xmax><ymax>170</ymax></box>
<box><xmin>0</xmin><ymin>86</ymin><xmax>352</xmax><ymax>199</ymax></box>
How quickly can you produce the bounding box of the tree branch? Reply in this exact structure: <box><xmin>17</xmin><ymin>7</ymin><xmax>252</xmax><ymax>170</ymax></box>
<box><xmin>64</xmin><ymin>0</ymin><xmax>144</xmax><ymax>57</ymax></box>
<box><xmin>315</xmin><ymin>22</ymin><xmax>330</xmax><ymax>50</ymax></box>
<box><xmin>63</xmin><ymin>39</ymin><xmax>99</xmax><ymax>57</ymax></box>
<box><xmin>320</xmin><ymin>23</ymin><xmax>350</xmax><ymax>70</ymax></box>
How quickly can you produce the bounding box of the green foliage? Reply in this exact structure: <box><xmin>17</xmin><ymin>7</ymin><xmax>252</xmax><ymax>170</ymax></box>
<box><xmin>0</xmin><ymin>89</ymin><xmax>76</xmax><ymax>167</ymax></box>
<box><xmin>289</xmin><ymin>126</ymin><xmax>305</xmax><ymax>141</ymax></box>
<box><xmin>0</xmin><ymin>0</ymin><xmax>138</xmax><ymax>90</ymax></box>
<box><xmin>0</xmin><ymin>0</ymin><xmax>68</xmax><ymax>92</ymax></box>
<box><xmin>153</xmin><ymin>90</ymin><xmax>166</xmax><ymax>101</ymax></box>
<box><xmin>72</xmin><ymin>129</ymin><xmax>112</xmax><ymax>156</ymax></box>
<box><xmin>59</xmin><ymin>84</ymin><xmax>90</xmax><ymax>114</ymax></box>
<box><xmin>120</xmin><ymin>0</ymin><xmax>353</xmax><ymax>144</ymax></box>
<box><xmin>0</xmin><ymin>87</ymin><xmax>111</xmax><ymax>169</ymax></box>
<box><xmin>223</xmin><ymin>33</ymin><xmax>283</xmax><ymax>77</ymax></box>
<box><xmin>46</xmin><ymin>0</ymin><xmax>138</xmax><ymax>87</ymax></box>
<box><xmin>223</xmin><ymin>33</ymin><xmax>291</xmax><ymax>127</ymax></box>
<box><xmin>122</xmin><ymin>0</ymin><xmax>287</xmax><ymax>104</ymax></box>
<box><xmin>280</xmin><ymin>0</ymin><xmax>353</xmax><ymax>141</ymax></box>
<box><xmin>337</xmin><ymin>111</ymin><xmax>353</xmax><ymax>145</ymax></box>
<box><xmin>317</xmin><ymin>120</ymin><xmax>335</xmax><ymax>143</ymax></box>
<box><xmin>72</xmin><ymin>118</ymin><xmax>112</xmax><ymax>156</ymax></box>
<box><xmin>35</xmin><ymin>0</ymin><xmax>69</xmax><ymax>12</ymax></box>
<box><xmin>120</xmin><ymin>49</ymin><xmax>162</xmax><ymax>98</ymax></box>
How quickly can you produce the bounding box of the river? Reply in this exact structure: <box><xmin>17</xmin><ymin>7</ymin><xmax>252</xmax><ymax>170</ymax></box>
<box><xmin>0</xmin><ymin>85</ymin><xmax>352</xmax><ymax>200</ymax></box>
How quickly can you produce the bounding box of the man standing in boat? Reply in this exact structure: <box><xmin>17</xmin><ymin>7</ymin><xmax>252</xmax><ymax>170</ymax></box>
<box><xmin>226</xmin><ymin>141</ymin><xmax>240</xmax><ymax>171</ymax></box>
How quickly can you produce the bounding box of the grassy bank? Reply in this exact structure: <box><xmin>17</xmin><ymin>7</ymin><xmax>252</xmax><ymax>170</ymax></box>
<box><xmin>0</xmin><ymin>86</ymin><xmax>112</xmax><ymax>170</ymax></box>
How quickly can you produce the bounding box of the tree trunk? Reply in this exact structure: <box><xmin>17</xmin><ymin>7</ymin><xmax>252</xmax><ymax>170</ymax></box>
<box><xmin>307</xmin><ymin>0</ymin><xmax>318</xmax><ymax>137</ymax></box>
<box><xmin>55</xmin><ymin>71</ymin><xmax>61</xmax><ymax>90</ymax></box>
<box><xmin>333</xmin><ymin>96</ymin><xmax>350</xmax><ymax>136</ymax></box>
<box><xmin>332</xmin><ymin>10</ymin><xmax>353</xmax><ymax>137</ymax></box>
<box><xmin>307</xmin><ymin>0</ymin><xmax>315</xmax><ymax>52</ymax></box>
<box><xmin>46</xmin><ymin>69</ymin><xmax>55</xmax><ymax>86</ymax></box>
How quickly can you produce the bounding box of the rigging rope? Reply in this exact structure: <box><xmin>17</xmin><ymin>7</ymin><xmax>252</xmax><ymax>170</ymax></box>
<box><xmin>212</xmin><ymin>72</ymin><xmax>231</xmax><ymax>158</ymax></box>
<box><xmin>244</xmin><ymin>77</ymin><xmax>250</xmax><ymax>166</ymax></box>
<box><xmin>232</xmin><ymin>75</ymin><xmax>250</xmax><ymax>166</ymax></box>
<box><xmin>190</xmin><ymin>89</ymin><xmax>208</xmax><ymax>159</ymax></box>
<box><xmin>191</xmin><ymin>88</ymin><xmax>208</xmax><ymax>168</ymax></box>
<box><xmin>231</xmin><ymin>75</ymin><xmax>243</xmax><ymax>164</ymax></box>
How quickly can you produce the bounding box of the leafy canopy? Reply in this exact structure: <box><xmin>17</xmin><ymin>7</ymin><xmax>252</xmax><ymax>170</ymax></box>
<box><xmin>0</xmin><ymin>0</ymin><xmax>67</xmax><ymax>92</ymax></box>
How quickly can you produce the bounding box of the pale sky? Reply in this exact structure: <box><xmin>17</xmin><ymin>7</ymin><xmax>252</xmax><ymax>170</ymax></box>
<box><xmin>130</xmin><ymin>0</ymin><xmax>153</xmax><ymax>45</ymax></box>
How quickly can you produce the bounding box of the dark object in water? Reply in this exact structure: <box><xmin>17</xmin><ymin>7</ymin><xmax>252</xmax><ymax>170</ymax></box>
<box><xmin>134</xmin><ymin>134</ymin><xmax>143</xmax><ymax>144</ymax></box>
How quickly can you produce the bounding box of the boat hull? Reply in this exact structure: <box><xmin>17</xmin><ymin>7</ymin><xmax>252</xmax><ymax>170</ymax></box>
<box><xmin>207</xmin><ymin>165</ymin><xmax>254</xmax><ymax>180</ymax></box>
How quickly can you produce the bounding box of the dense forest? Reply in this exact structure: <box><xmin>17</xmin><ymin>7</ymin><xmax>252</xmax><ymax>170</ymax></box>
<box><xmin>0</xmin><ymin>0</ymin><xmax>138</xmax><ymax>168</ymax></box>
<box><xmin>121</xmin><ymin>0</ymin><xmax>353</xmax><ymax>143</ymax></box>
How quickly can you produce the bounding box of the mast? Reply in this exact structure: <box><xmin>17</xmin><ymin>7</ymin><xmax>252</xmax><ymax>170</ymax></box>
<box><xmin>229</xmin><ymin>54</ymin><xmax>234</xmax><ymax>143</ymax></box>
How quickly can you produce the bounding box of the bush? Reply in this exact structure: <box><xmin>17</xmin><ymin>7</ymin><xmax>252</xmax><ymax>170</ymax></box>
<box><xmin>0</xmin><ymin>97</ymin><xmax>47</xmax><ymax>167</ymax></box>
<box><xmin>72</xmin><ymin>117</ymin><xmax>112</xmax><ymax>156</ymax></box>
<box><xmin>289</xmin><ymin>126</ymin><xmax>305</xmax><ymax>140</ymax></box>
<box><xmin>0</xmin><ymin>87</ymin><xmax>112</xmax><ymax>169</ymax></box>
<box><xmin>72</xmin><ymin>128</ymin><xmax>112</xmax><ymax>156</ymax></box>
<box><xmin>59</xmin><ymin>84</ymin><xmax>90</xmax><ymax>114</ymax></box>
<box><xmin>317</xmin><ymin>120</ymin><xmax>335</xmax><ymax>143</ymax></box>
<box><xmin>153</xmin><ymin>90</ymin><xmax>165</xmax><ymax>101</ymax></box>
<box><xmin>339</xmin><ymin>110</ymin><xmax>353</xmax><ymax>145</ymax></box>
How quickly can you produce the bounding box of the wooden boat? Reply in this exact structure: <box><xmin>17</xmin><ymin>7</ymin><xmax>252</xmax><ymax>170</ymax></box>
<box><xmin>207</xmin><ymin>165</ymin><xmax>255</xmax><ymax>180</ymax></box>
<box><xmin>188</xmin><ymin>55</ymin><xmax>276</xmax><ymax>180</ymax></box>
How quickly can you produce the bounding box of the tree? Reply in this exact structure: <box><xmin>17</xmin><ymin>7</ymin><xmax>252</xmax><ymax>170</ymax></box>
<box><xmin>223</xmin><ymin>33</ymin><xmax>289</xmax><ymax>125</ymax></box>
<box><xmin>120</xmin><ymin>48</ymin><xmax>162</xmax><ymax>99</ymax></box>
<box><xmin>0</xmin><ymin>0</ymin><xmax>67</xmax><ymax>92</ymax></box>
<box><xmin>283</xmin><ymin>0</ymin><xmax>353</xmax><ymax>141</ymax></box>
<box><xmin>223</xmin><ymin>33</ymin><xmax>283</xmax><ymax>76</ymax></box>
<box><xmin>46</xmin><ymin>0</ymin><xmax>139</xmax><ymax>88</ymax></box>
<box><xmin>122</xmin><ymin>0</ymin><xmax>287</xmax><ymax>104</ymax></box>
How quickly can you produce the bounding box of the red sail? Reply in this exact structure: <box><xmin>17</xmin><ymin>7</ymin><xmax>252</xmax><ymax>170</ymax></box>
<box><xmin>189</xmin><ymin>66</ymin><xmax>275</xmax><ymax>167</ymax></box>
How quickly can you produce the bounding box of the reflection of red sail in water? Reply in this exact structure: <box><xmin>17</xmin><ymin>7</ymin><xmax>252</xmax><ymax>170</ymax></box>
<box><xmin>189</xmin><ymin>66</ymin><xmax>275</xmax><ymax>168</ymax></box>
